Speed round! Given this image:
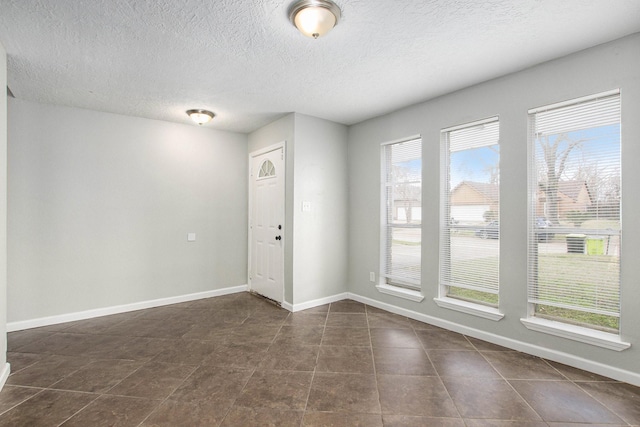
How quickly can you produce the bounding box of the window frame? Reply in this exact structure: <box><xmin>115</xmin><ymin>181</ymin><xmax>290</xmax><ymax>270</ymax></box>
<box><xmin>436</xmin><ymin>117</ymin><xmax>504</xmax><ymax>320</ymax></box>
<box><xmin>524</xmin><ymin>89</ymin><xmax>628</xmax><ymax>348</ymax></box>
<box><xmin>379</xmin><ymin>136</ymin><xmax>423</xmax><ymax>299</ymax></box>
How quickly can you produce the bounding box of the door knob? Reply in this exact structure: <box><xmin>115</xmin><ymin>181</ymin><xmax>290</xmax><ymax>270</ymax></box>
<box><xmin>275</xmin><ymin>235</ymin><xmax>282</xmax><ymax>241</ymax></box>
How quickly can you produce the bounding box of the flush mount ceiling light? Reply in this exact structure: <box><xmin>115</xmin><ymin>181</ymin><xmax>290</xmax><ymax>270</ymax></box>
<box><xmin>186</xmin><ymin>109</ymin><xmax>215</xmax><ymax>125</ymax></box>
<box><xmin>288</xmin><ymin>0</ymin><xmax>341</xmax><ymax>39</ymax></box>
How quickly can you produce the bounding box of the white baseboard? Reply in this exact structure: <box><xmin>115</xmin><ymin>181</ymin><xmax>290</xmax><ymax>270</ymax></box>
<box><xmin>0</xmin><ymin>363</ymin><xmax>10</xmax><ymax>392</ymax></box>
<box><xmin>348</xmin><ymin>292</ymin><xmax>640</xmax><ymax>387</ymax></box>
<box><xmin>7</xmin><ymin>284</ymin><xmax>248</xmax><ymax>332</ymax></box>
<box><xmin>285</xmin><ymin>292</ymin><xmax>350</xmax><ymax>312</ymax></box>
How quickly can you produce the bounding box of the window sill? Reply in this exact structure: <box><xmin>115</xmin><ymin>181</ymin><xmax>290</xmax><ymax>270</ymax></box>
<box><xmin>434</xmin><ymin>297</ymin><xmax>504</xmax><ymax>321</ymax></box>
<box><xmin>520</xmin><ymin>317</ymin><xmax>630</xmax><ymax>351</ymax></box>
<box><xmin>376</xmin><ymin>284</ymin><xmax>424</xmax><ymax>302</ymax></box>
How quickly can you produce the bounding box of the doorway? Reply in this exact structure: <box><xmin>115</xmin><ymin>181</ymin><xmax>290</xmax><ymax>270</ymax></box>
<box><xmin>248</xmin><ymin>143</ymin><xmax>285</xmax><ymax>304</ymax></box>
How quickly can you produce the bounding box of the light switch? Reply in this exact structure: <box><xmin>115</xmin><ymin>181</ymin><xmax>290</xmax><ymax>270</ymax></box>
<box><xmin>187</xmin><ymin>233</ymin><xmax>196</xmax><ymax>242</ymax></box>
<box><xmin>302</xmin><ymin>201</ymin><xmax>311</xmax><ymax>212</ymax></box>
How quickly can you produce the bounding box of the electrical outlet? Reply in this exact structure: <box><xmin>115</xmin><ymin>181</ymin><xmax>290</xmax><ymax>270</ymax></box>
<box><xmin>369</xmin><ymin>272</ymin><xmax>375</xmax><ymax>282</ymax></box>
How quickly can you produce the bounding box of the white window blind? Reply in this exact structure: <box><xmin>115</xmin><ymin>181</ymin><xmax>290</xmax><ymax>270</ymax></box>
<box><xmin>382</xmin><ymin>137</ymin><xmax>422</xmax><ymax>290</ymax></box>
<box><xmin>440</xmin><ymin>118</ymin><xmax>500</xmax><ymax>306</ymax></box>
<box><xmin>528</xmin><ymin>90</ymin><xmax>621</xmax><ymax>332</ymax></box>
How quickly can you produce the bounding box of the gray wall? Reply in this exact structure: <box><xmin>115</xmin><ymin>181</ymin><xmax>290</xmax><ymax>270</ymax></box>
<box><xmin>293</xmin><ymin>114</ymin><xmax>348</xmax><ymax>304</ymax></box>
<box><xmin>8</xmin><ymin>99</ymin><xmax>248</xmax><ymax>323</ymax></box>
<box><xmin>347</xmin><ymin>34</ymin><xmax>640</xmax><ymax>379</ymax></box>
<box><xmin>248</xmin><ymin>113</ymin><xmax>349</xmax><ymax>306</ymax></box>
<box><xmin>0</xmin><ymin>42</ymin><xmax>7</xmax><ymax>369</ymax></box>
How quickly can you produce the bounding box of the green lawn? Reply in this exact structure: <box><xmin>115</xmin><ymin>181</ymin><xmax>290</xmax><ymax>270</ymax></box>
<box><xmin>392</xmin><ymin>239</ymin><xmax>421</xmax><ymax>246</ymax></box>
<box><xmin>448</xmin><ymin>257</ymin><xmax>499</xmax><ymax>306</ymax></box>
<box><xmin>535</xmin><ymin>253</ymin><xmax>619</xmax><ymax>331</ymax></box>
<box><xmin>447</xmin><ymin>253</ymin><xmax>619</xmax><ymax>331</ymax></box>
<box><xmin>578</xmin><ymin>219</ymin><xmax>621</xmax><ymax>230</ymax></box>
<box><xmin>448</xmin><ymin>287</ymin><xmax>498</xmax><ymax>306</ymax></box>
<box><xmin>535</xmin><ymin>304</ymin><xmax>618</xmax><ymax>331</ymax></box>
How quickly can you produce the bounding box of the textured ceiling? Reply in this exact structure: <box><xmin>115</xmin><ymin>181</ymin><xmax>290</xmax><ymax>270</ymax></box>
<box><xmin>1</xmin><ymin>0</ymin><xmax>639</xmax><ymax>133</ymax></box>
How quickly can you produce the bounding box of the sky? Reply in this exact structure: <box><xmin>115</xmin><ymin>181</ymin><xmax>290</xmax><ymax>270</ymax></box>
<box><xmin>449</xmin><ymin>123</ymin><xmax>620</xmax><ymax>189</ymax></box>
<box><xmin>450</xmin><ymin>145</ymin><xmax>499</xmax><ymax>188</ymax></box>
<box><xmin>391</xmin><ymin>123</ymin><xmax>620</xmax><ymax>195</ymax></box>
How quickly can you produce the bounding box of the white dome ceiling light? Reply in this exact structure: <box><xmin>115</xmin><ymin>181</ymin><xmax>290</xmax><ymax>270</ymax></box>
<box><xmin>288</xmin><ymin>0</ymin><xmax>341</xmax><ymax>39</ymax></box>
<box><xmin>186</xmin><ymin>109</ymin><xmax>215</xmax><ymax>125</ymax></box>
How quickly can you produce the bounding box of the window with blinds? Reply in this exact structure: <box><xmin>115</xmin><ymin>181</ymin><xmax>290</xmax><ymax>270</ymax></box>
<box><xmin>528</xmin><ymin>90</ymin><xmax>621</xmax><ymax>333</ymax></box>
<box><xmin>381</xmin><ymin>137</ymin><xmax>422</xmax><ymax>290</ymax></box>
<box><xmin>440</xmin><ymin>118</ymin><xmax>500</xmax><ymax>306</ymax></box>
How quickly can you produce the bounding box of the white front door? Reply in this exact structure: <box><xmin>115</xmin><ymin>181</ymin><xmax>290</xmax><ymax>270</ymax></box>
<box><xmin>249</xmin><ymin>144</ymin><xmax>285</xmax><ymax>303</ymax></box>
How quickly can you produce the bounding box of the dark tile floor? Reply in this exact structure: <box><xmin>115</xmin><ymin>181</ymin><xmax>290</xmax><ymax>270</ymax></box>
<box><xmin>2</xmin><ymin>293</ymin><xmax>639</xmax><ymax>426</ymax></box>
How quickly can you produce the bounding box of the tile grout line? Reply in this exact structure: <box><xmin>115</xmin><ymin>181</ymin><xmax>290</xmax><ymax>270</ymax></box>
<box><xmin>216</xmin><ymin>303</ymin><xmax>290</xmax><ymax>427</ymax></box>
<box><xmin>98</xmin><ymin>358</ymin><xmax>152</xmax><ymax>396</ymax></box>
<box><xmin>49</xmin><ymin>329</ymin><xmax>196</xmax><ymax>426</ymax></box>
<box><xmin>421</xmin><ymin>326</ymin><xmax>465</xmax><ymax>421</ymax></box>
<box><xmin>298</xmin><ymin>303</ymin><xmax>330</xmax><ymax>426</ymax></box>
<box><xmin>548</xmin><ymin>355</ymin><xmax>634</xmax><ymax>427</ymax></box>
<box><xmin>0</xmin><ymin>386</ymin><xmax>47</xmax><ymax>418</ymax></box>
<box><xmin>366</xmin><ymin>304</ymin><xmax>384</xmax><ymax>425</ymax></box>
<box><xmin>53</xmin><ymin>389</ymin><xmax>102</xmax><ymax>427</ymax></box>
<box><xmin>3</xmin><ymin>354</ymin><xmax>39</xmax><ymax>377</ymax></box>
<box><xmin>8</xmin><ymin>330</ymin><xmax>57</xmax><ymax>354</ymax></box>
<box><xmin>504</xmin><ymin>355</ymin><xmax>631</xmax><ymax>425</ymax></box>
<box><xmin>473</xmin><ymin>338</ymin><xmax>548</xmax><ymax>423</ymax></box>
<box><xmin>136</xmin><ymin>297</ymin><xmax>254</xmax><ymax>426</ymax></box>
<box><xmin>30</xmin><ymin>354</ymin><xmax>97</xmax><ymax>396</ymax></box>
<box><xmin>9</xmin><ymin>324</ymin><xmax>157</xmax><ymax>425</ymax></box>
<box><xmin>133</xmin><ymin>363</ymin><xmax>200</xmax><ymax>427</ymax></box>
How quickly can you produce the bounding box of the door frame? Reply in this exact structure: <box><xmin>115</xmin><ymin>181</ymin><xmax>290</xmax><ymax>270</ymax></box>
<box><xmin>247</xmin><ymin>141</ymin><xmax>286</xmax><ymax>304</ymax></box>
